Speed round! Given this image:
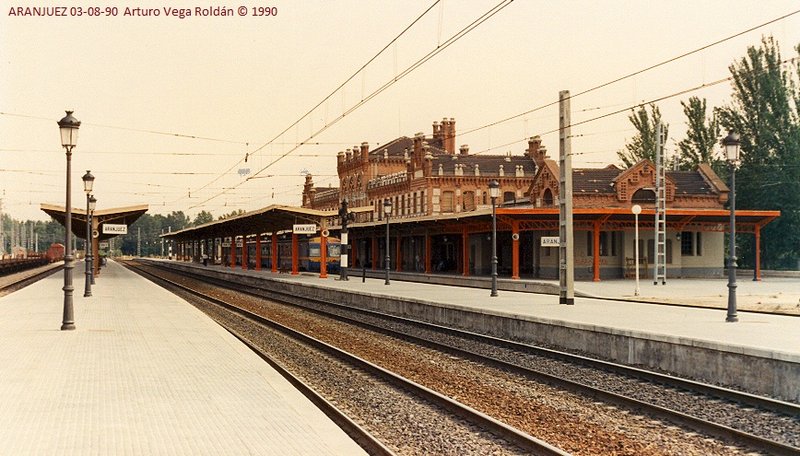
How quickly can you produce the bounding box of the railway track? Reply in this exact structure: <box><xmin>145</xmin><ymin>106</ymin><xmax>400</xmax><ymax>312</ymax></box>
<box><xmin>0</xmin><ymin>263</ymin><xmax>62</xmax><ymax>297</ymax></box>
<box><xmin>126</xmin><ymin>261</ymin><xmax>566</xmax><ymax>456</ymax></box>
<box><xmin>128</xmin><ymin>260</ymin><xmax>800</xmax><ymax>455</ymax></box>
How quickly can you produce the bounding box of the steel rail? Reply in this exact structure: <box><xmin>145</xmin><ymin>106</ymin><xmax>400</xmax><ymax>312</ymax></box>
<box><xmin>140</xmin><ymin>260</ymin><xmax>800</xmax><ymax>456</ymax></box>
<box><xmin>127</xmin><ymin>262</ymin><xmax>569</xmax><ymax>456</ymax></box>
<box><xmin>0</xmin><ymin>263</ymin><xmax>62</xmax><ymax>296</ymax></box>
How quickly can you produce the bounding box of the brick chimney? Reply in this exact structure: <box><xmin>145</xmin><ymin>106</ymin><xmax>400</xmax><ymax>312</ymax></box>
<box><xmin>526</xmin><ymin>136</ymin><xmax>546</xmax><ymax>168</ymax></box>
<box><xmin>432</xmin><ymin>121</ymin><xmax>443</xmax><ymax>146</ymax></box>
<box><xmin>459</xmin><ymin>144</ymin><xmax>469</xmax><ymax>155</ymax></box>
<box><xmin>413</xmin><ymin>132</ymin><xmax>425</xmax><ymax>165</ymax></box>
<box><xmin>441</xmin><ymin>117</ymin><xmax>456</xmax><ymax>154</ymax></box>
<box><xmin>360</xmin><ymin>142</ymin><xmax>369</xmax><ymax>161</ymax></box>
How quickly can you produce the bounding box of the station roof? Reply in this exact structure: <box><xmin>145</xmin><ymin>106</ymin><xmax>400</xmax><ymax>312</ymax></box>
<box><xmin>40</xmin><ymin>203</ymin><xmax>149</xmax><ymax>241</ymax></box>
<box><xmin>158</xmin><ymin>203</ymin><xmax>780</xmax><ymax>241</ymax></box>
<box><xmin>161</xmin><ymin>204</ymin><xmax>369</xmax><ymax>241</ymax></box>
<box><xmin>348</xmin><ymin>206</ymin><xmax>780</xmax><ymax>235</ymax></box>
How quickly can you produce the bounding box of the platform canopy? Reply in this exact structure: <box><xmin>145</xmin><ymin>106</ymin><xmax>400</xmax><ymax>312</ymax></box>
<box><xmin>40</xmin><ymin>203</ymin><xmax>149</xmax><ymax>241</ymax></box>
<box><xmin>344</xmin><ymin>206</ymin><xmax>780</xmax><ymax>235</ymax></box>
<box><xmin>160</xmin><ymin>204</ymin><xmax>370</xmax><ymax>241</ymax></box>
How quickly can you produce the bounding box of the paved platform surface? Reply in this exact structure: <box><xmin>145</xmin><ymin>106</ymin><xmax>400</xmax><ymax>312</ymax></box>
<box><xmin>0</xmin><ymin>260</ymin><xmax>366</xmax><ymax>455</ymax></box>
<box><xmin>185</xmin><ymin>261</ymin><xmax>800</xmax><ymax>361</ymax></box>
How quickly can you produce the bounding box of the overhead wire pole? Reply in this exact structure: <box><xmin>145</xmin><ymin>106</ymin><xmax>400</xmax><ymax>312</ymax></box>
<box><xmin>558</xmin><ymin>90</ymin><xmax>574</xmax><ymax>305</ymax></box>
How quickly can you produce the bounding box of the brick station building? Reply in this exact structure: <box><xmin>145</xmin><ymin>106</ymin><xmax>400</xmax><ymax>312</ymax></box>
<box><xmin>302</xmin><ymin>118</ymin><xmax>779</xmax><ymax>281</ymax></box>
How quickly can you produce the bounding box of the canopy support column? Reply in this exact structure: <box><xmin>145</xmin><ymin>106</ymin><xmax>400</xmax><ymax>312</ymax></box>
<box><xmin>271</xmin><ymin>233</ymin><xmax>278</xmax><ymax>272</ymax></box>
<box><xmin>255</xmin><ymin>235</ymin><xmax>262</xmax><ymax>271</ymax></box>
<box><xmin>593</xmin><ymin>221</ymin><xmax>601</xmax><ymax>282</ymax></box>
<box><xmin>291</xmin><ymin>233</ymin><xmax>299</xmax><ymax>275</ymax></box>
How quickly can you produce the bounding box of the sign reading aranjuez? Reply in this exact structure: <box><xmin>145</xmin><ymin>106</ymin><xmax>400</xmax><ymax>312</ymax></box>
<box><xmin>541</xmin><ymin>236</ymin><xmax>560</xmax><ymax>247</ymax></box>
<box><xmin>293</xmin><ymin>224</ymin><xmax>317</xmax><ymax>234</ymax></box>
<box><xmin>102</xmin><ymin>223</ymin><xmax>128</xmax><ymax>235</ymax></box>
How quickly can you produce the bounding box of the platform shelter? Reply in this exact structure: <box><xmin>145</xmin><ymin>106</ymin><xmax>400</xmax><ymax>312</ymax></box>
<box><xmin>160</xmin><ymin>202</ymin><xmax>778</xmax><ymax>282</ymax></box>
<box><xmin>162</xmin><ymin>205</ymin><xmax>369</xmax><ymax>279</ymax></box>
<box><xmin>40</xmin><ymin>203</ymin><xmax>148</xmax><ymax>277</ymax></box>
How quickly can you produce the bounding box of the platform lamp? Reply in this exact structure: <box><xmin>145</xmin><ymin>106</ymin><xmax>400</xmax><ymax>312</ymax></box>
<box><xmin>58</xmin><ymin>110</ymin><xmax>80</xmax><ymax>331</ymax></box>
<box><xmin>82</xmin><ymin>170</ymin><xmax>95</xmax><ymax>297</ymax></box>
<box><xmin>88</xmin><ymin>195</ymin><xmax>96</xmax><ymax>286</ymax></box>
<box><xmin>489</xmin><ymin>180</ymin><xmax>500</xmax><ymax>297</ymax></box>
<box><xmin>383</xmin><ymin>199</ymin><xmax>392</xmax><ymax>285</ymax></box>
<box><xmin>631</xmin><ymin>204</ymin><xmax>642</xmax><ymax>296</ymax></box>
<box><xmin>722</xmin><ymin>129</ymin><xmax>741</xmax><ymax>323</ymax></box>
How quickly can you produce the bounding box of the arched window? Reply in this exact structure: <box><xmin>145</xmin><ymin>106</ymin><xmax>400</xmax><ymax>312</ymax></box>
<box><xmin>631</xmin><ymin>188</ymin><xmax>656</xmax><ymax>204</ymax></box>
<box><xmin>543</xmin><ymin>188</ymin><xmax>554</xmax><ymax>206</ymax></box>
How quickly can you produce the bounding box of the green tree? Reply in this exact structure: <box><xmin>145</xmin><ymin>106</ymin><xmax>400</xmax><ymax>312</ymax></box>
<box><xmin>218</xmin><ymin>209</ymin><xmax>246</xmax><ymax>220</ymax></box>
<box><xmin>716</xmin><ymin>36</ymin><xmax>800</xmax><ymax>269</ymax></box>
<box><xmin>192</xmin><ymin>210</ymin><xmax>214</xmax><ymax>226</ymax></box>
<box><xmin>617</xmin><ymin>104</ymin><xmax>669</xmax><ymax>168</ymax></box>
<box><xmin>164</xmin><ymin>211</ymin><xmax>190</xmax><ymax>232</ymax></box>
<box><xmin>676</xmin><ymin>97</ymin><xmax>722</xmax><ymax>172</ymax></box>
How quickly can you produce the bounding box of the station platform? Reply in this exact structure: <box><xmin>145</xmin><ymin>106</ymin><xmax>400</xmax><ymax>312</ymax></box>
<box><xmin>153</xmin><ymin>259</ymin><xmax>800</xmax><ymax>402</ymax></box>
<box><xmin>0</xmin><ymin>260</ymin><xmax>366</xmax><ymax>455</ymax></box>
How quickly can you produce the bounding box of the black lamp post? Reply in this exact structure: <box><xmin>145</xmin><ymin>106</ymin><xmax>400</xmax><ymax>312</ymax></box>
<box><xmin>82</xmin><ymin>171</ymin><xmax>94</xmax><ymax>297</ymax></box>
<box><xmin>88</xmin><ymin>195</ymin><xmax>96</xmax><ymax>285</ymax></box>
<box><xmin>489</xmin><ymin>180</ymin><xmax>500</xmax><ymax>297</ymax></box>
<box><xmin>384</xmin><ymin>199</ymin><xmax>392</xmax><ymax>285</ymax></box>
<box><xmin>722</xmin><ymin>129</ymin><xmax>741</xmax><ymax>323</ymax></box>
<box><xmin>58</xmin><ymin>110</ymin><xmax>80</xmax><ymax>330</ymax></box>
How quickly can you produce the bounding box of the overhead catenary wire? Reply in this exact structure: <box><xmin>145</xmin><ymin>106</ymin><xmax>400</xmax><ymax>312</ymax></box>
<box><xmin>472</xmin><ymin>54</ymin><xmax>798</xmax><ymax>157</ymax></box>
<box><xmin>457</xmin><ymin>8</ymin><xmax>800</xmax><ymax>140</ymax></box>
<box><xmin>0</xmin><ymin>111</ymin><xmax>250</xmax><ymax>145</ymax></box>
<box><xmin>188</xmin><ymin>0</ymin><xmax>516</xmax><ymax>210</ymax></box>
<box><xmin>183</xmin><ymin>0</ymin><xmax>444</xmax><ymax>201</ymax></box>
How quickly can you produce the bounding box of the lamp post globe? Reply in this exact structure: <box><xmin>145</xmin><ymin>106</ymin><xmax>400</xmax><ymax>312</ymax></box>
<box><xmin>58</xmin><ymin>111</ymin><xmax>80</xmax><ymax>330</ymax></box>
<box><xmin>489</xmin><ymin>180</ymin><xmax>500</xmax><ymax>297</ymax></box>
<box><xmin>722</xmin><ymin>130</ymin><xmax>741</xmax><ymax>323</ymax></box>
<box><xmin>383</xmin><ymin>199</ymin><xmax>392</xmax><ymax>285</ymax></box>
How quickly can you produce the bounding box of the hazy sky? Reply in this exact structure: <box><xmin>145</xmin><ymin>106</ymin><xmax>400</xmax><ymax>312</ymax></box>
<box><xmin>2</xmin><ymin>0</ymin><xmax>799</xmax><ymax>221</ymax></box>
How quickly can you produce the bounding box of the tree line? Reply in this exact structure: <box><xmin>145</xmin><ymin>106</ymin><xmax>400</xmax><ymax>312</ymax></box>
<box><xmin>618</xmin><ymin>36</ymin><xmax>800</xmax><ymax>270</ymax></box>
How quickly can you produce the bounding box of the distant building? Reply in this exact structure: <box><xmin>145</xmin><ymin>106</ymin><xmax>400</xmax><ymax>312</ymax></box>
<box><xmin>300</xmin><ymin>117</ymin><xmax>777</xmax><ymax>280</ymax></box>
<box><xmin>302</xmin><ymin>118</ymin><xmax>536</xmax><ymax>219</ymax></box>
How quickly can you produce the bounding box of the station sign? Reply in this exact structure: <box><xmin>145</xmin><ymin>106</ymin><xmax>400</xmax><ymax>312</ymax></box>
<box><xmin>293</xmin><ymin>224</ymin><xmax>317</xmax><ymax>234</ymax></box>
<box><xmin>541</xmin><ymin>236</ymin><xmax>560</xmax><ymax>247</ymax></box>
<box><xmin>99</xmin><ymin>242</ymin><xmax>109</xmax><ymax>249</ymax></box>
<box><xmin>102</xmin><ymin>224</ymin><xmax>128</xmax><ymax>235</ymax></box>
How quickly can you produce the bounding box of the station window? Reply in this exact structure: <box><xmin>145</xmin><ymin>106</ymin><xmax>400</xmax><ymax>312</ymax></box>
<box><xmin>586</xmin><ymin>231</ymin><xmax>617</xmax><ymax>256</ymax></box>
<box><xmin>681</xmin><ymin>232</ymin><xmax>693</xmax><ymax>256</ymax></box>
<box><xmin>680</xmin><ymin>232</ymin><xmax>702</xmax><ymax>256</ymax></box>
<box><xmin>463</xmin><ymin>191</ymin><xmax>475</xmax><ymax>211</ymax></box>
<box><xmin>442</xmin><ymin>191</ymin><xmax>455</xmax><ymax>212</ymax></box>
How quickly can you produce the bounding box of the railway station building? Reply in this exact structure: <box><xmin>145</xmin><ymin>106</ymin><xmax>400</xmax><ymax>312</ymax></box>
<box><xmin>165</xmin><ymin>118</ymin><xmax>779</xmax><ymax>282</ymax></box>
